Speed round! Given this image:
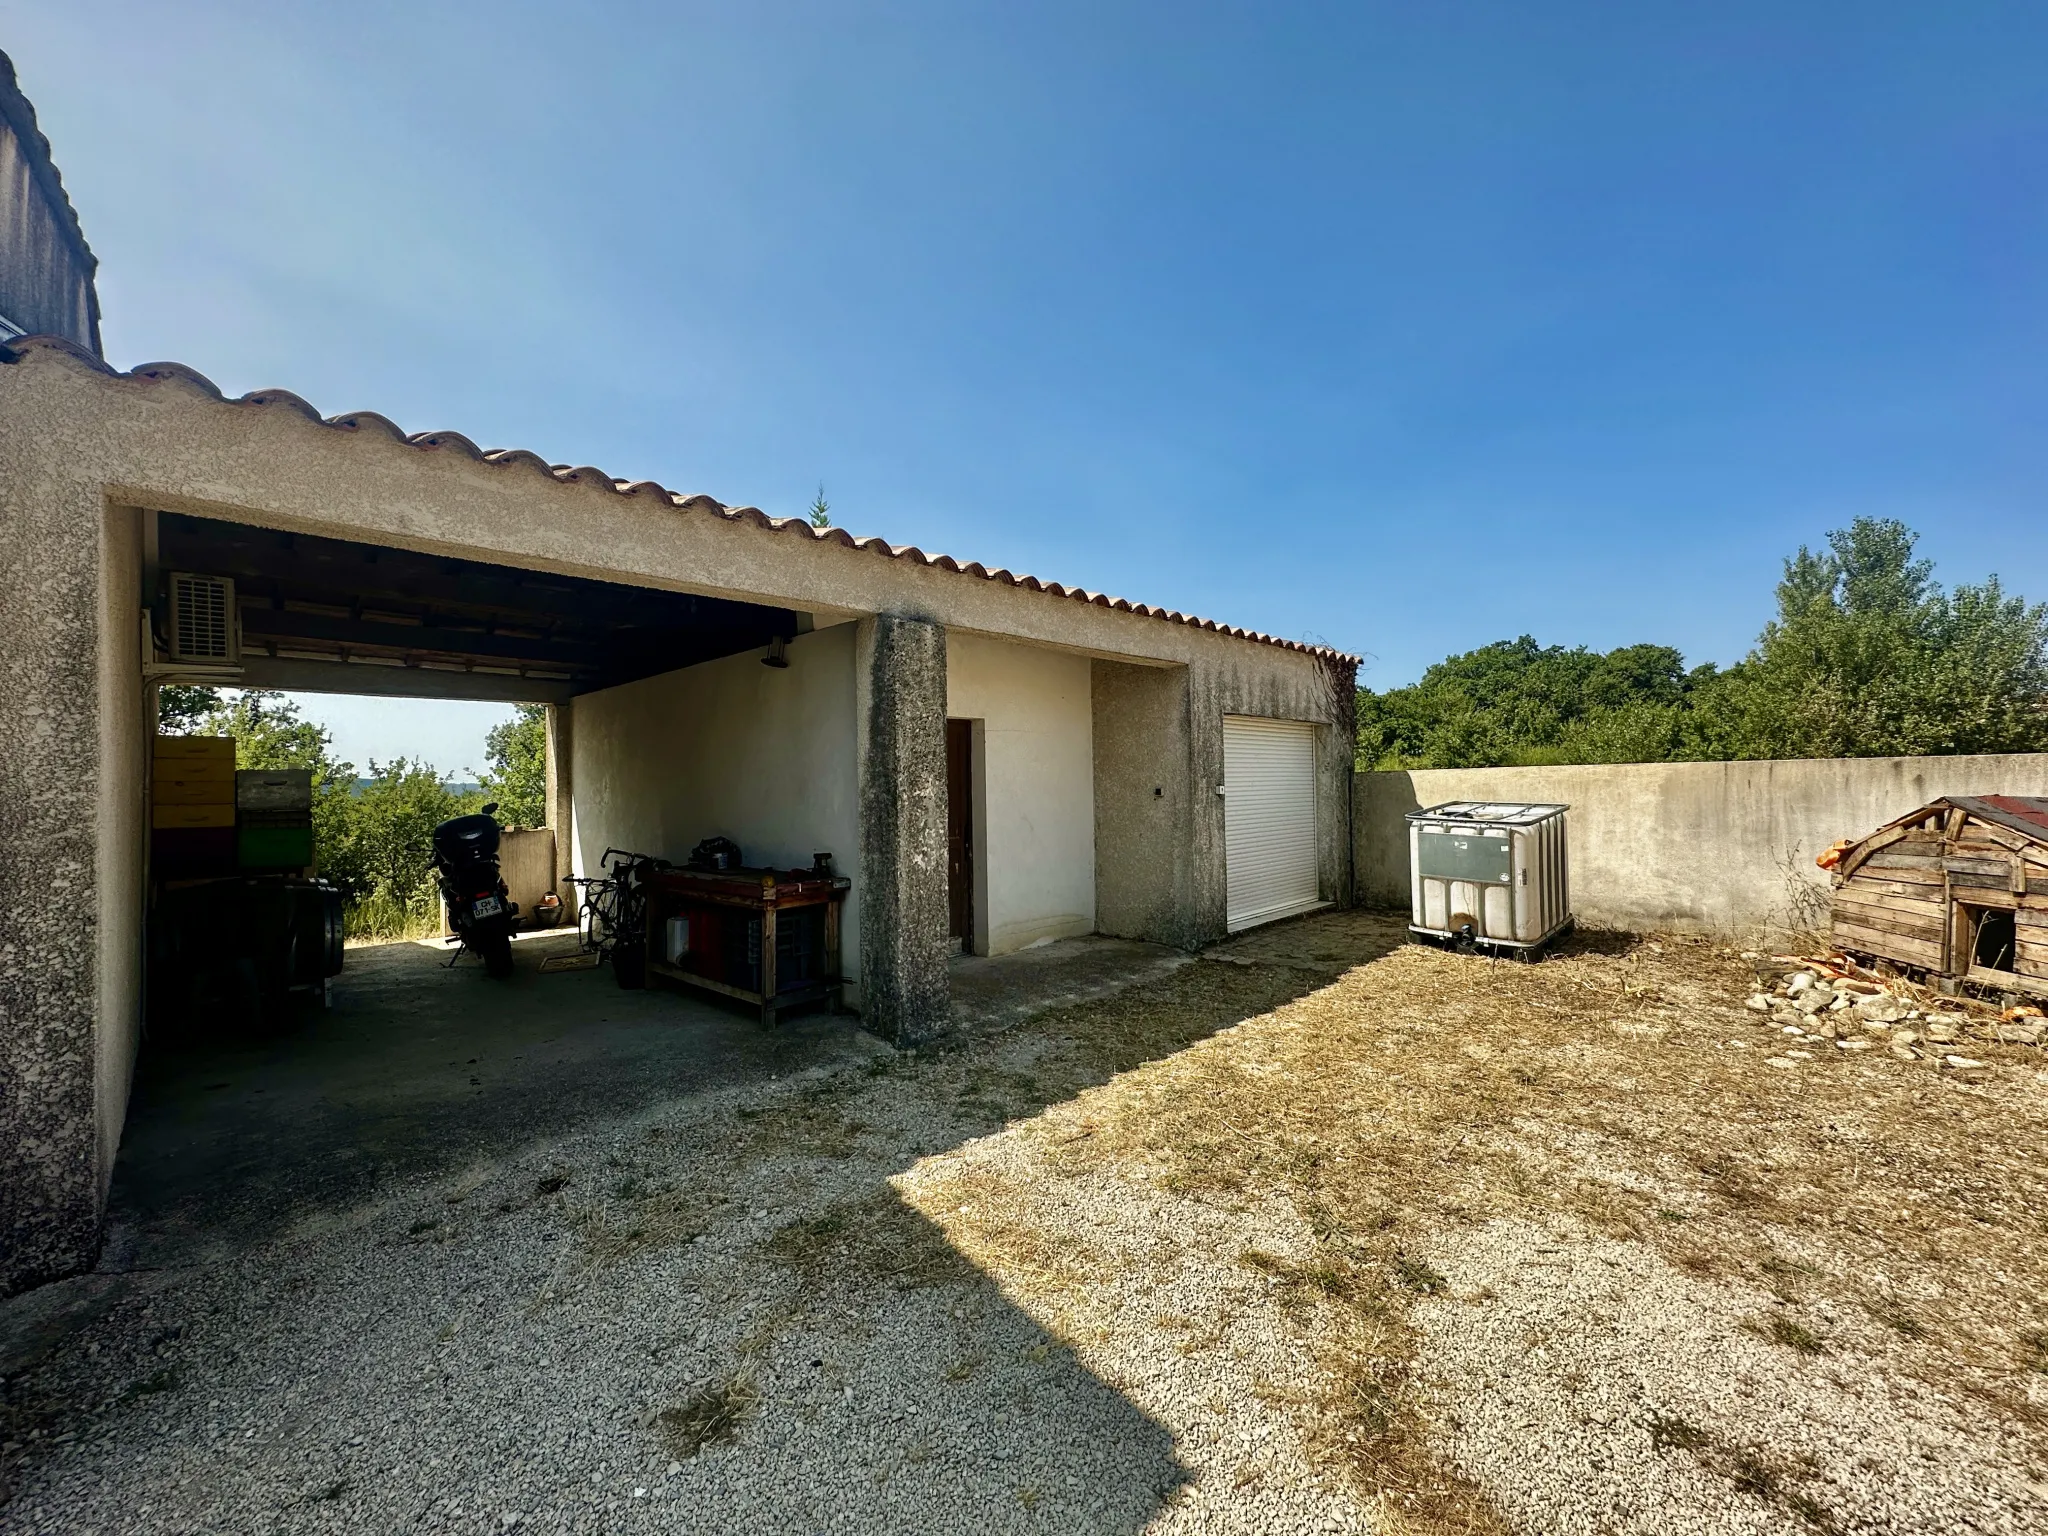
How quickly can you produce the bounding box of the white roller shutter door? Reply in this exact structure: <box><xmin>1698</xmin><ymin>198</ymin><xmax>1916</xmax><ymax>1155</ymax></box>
<box><xmin>1222</xmin><ymin>716</ymin><xmax>1321</xmax><ymax>932</ymax></box>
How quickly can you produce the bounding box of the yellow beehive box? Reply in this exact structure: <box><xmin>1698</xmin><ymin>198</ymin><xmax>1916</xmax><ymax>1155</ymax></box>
<box><xmin>152</xmin><ymin>735</ymin><xmax>236</xmax><ymax>765</ymax></box>
<box><xmin>153</xmin><ymin>774</ymin><xmax>237</xmax><ymax>805</ymax></box>
<box><xmin>152</xmin><ymin>803</ymin><xmax>236</xmax><ymax>829</ymax></box>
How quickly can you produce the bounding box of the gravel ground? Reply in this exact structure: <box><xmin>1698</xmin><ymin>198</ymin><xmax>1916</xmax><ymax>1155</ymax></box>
<box><xmin>0</xmin><ymin>932</ymin><xmax>1376</xmax><ymax>1535</ymax></box>
<box><xmin>5</xmin><ymin>912</ymin><xmax>2045</xmax><ymax>1535</ymax></box>
<box><xmin>1413</xmin><ymin>1219</ymin><xmax>2045</xmax><ymax>1535</ymax></box>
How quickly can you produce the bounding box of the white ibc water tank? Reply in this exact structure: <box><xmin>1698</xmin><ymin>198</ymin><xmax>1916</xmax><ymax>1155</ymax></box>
<box><xmin>1407</xmin><ymin>801</ymin><xmax>1571</xmax><ymax>950</ymax></box>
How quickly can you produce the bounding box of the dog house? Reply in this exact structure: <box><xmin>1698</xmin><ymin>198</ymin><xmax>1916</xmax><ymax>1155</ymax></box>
<box><xmin>1828</xmin><ymin>795</ymin><xmax>2048</xmax><ymax>997</ymax></box>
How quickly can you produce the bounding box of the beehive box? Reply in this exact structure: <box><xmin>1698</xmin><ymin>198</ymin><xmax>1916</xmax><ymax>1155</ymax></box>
<box><xmin>152</xmin><ymin>736</ymin><xmax>238</xmax><ymax>876</ymax></box>
<box><xmin>237</xmin><ymin>769</ymin><xmax>313</xmax><ymax>810</ymax></box>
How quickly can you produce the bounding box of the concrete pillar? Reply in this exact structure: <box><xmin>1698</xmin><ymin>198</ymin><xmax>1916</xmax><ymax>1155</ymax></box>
<box><xmin>856</xmin><ymin>615</ymin><xmax>950</xmax><ymax>1046</ymax></box>
<box><xmin>544</xmin><ymin>701</ymin><xmax>573</xmax><ymax>888</ymax></box>
<box><xmin>1</xmin><ymin>488</ymin><xmax>137</xmax><ymax>1296</ymax></box>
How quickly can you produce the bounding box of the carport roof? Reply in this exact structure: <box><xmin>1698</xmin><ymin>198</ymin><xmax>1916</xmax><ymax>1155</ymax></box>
<box><xmin>5</xmin><ymin>335</ymin><xmax>1360</xmax><ymax>666</ymax></box>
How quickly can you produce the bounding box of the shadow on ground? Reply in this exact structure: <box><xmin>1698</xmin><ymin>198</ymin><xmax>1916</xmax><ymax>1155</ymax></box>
<box><xmin>107</xmin><ymin>929</ymin><xmax>868</xmax><ymax>1269</ymax></box>
<box><xmin>1</xmin><ymin>911</ymin><xmax>1403</xmax><ymax>1534</ymax></box>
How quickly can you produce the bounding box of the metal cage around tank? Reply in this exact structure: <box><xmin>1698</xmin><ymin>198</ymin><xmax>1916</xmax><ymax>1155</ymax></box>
<box><xmin>1406</xmin><ymin>801</ymin><xmax>1572</xmax><ymax>952</ymax></box>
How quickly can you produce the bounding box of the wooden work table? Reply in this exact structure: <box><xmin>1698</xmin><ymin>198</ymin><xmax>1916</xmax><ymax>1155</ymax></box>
<box><xmin>640</xmin><ymin>865</ymin><xmax>849</xmax><ymax>1024</ymax></box>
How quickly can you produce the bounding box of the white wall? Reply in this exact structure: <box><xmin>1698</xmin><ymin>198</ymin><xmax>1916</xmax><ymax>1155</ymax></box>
<box><xmin>946</xmin><ymin>632</ymin><xmax>1095</xmax><ymax>955</ymax></box>
<box><xmin>569</xmin><ymin>623</ymin><xmax>862</xmax><ymax>990</ymax></box>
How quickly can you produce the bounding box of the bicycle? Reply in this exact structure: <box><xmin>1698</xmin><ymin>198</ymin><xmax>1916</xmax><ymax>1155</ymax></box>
<box><xmin>567</xmin><ymin>848</ymin><xmax>670</xmax><ymax>987</ymax></box>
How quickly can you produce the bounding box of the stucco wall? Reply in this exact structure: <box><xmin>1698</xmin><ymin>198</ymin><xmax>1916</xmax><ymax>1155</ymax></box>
<box><xmin>945</xmin><ymin>632</ymin><xmax>1095</xmax><ymax>956</ymax></box>
<box><xmin>1092</xmin><ymin>660</ymin><xmax>1197</xmax><ymax>948</ymax></box>
<box><xmin>96</xmin><ymin>506</ymin><xmax>144</xmax><ymax>1207</ymax></box>
<box><xmin>1183</xmin><ymin>654</ymin><xmax>1355</xmax><ymax>941</ymax></box>
<box><xmin>0</xmin><ymin>343</ymin><xmax>1350</xmax><ymax>1284</ymax></box>
<box><xmin>1355</xmin><ymin>754</ymin><xmax>2048</xmax><ymax>937</ymax></box>
<box><xmin>0</xmin><ymin>460</ymin><xmax>104</xmax><ymax>1295</ymax></box>
<box><xmin>568</xmin><ymin>622</ymin><xmax>862</xmax><ymax>994</ymax></box>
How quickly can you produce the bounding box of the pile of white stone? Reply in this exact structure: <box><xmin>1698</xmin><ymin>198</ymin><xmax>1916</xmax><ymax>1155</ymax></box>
<box><xmin>1739</xmin><ymin>961</ymin><xmax>2043</xmax><ymax>1073</ymax></box>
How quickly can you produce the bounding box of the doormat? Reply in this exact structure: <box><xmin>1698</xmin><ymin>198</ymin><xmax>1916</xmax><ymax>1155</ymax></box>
<box><xmin>539</xmin><ymin>952</ymin><xmax>602</xmax><ymax>974</ymax></box>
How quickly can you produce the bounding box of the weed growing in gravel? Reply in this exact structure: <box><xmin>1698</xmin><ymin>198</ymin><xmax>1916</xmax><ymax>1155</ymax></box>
<box><xmin>1859</xmin><ymin>1298</ymin><xmax>1928</xmax><ymax>1340</ymax></box>
<box><xmin>1392</xmin><ymin>1255</ymin><xmax>1448</xmax><ymax>1295</ymax></box>
<box><xmin>656</xmin><ymin>1366</ymin><xmax>761</xmax><ymax>1458</ymax></box>
<box><xmin>576</xmin><ymin>1186</ymin><xmax>706</xmax><ymax>1272</ymax></box>
<box><xmin>1745</xmin><ymin>1314</ymin><xmax>1827</xmax><ymax>1354</ymax></box>
<box><xmin>873</xmin><ymin>912</ymin><xmax>2038</xmax><ymax>1535</ymax></box>
<box><xmin>1343</xmin><ymin>1372</ymin><xmax>1396</xmax><ymax>1436</ymax></box>
<box><xmin>1727</xmin><ymin>1448</ymin><xmax>1777</xmax><ymax>1495</ymax></box>
<box><xmin>1239</xmin><ymin>1248</ymin><xmax>1355</xmax><ymax>1302</ymax></box>
<box><xmin>1647</xmin><ymin>1412</ymin><xmax>1712</xmax><ymax>1453</ymax></box>
<box><xmin>736</xmin><ymin>1099</ymin><xmax>870</xmax><ymax>1161</ymax></box>
<box><xmin>944</xmin><ymin>913</ymin><xmax>2043</xmax><ymax>1531</ymax></box>
<box><xmin>1642</xmin><ymin>1409</ymin><xmax>1839</xmax><ymax>1531</ymax></box>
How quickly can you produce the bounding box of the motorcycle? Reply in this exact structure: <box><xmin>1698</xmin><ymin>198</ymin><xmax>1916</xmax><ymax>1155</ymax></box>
<box><xmin>431</xmin><ymin>801</ymin><xmax>518</xmax><ymax>978</ymax></box>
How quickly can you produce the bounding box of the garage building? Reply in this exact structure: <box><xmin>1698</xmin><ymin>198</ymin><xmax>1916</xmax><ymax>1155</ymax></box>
<box><xmin>0</xmin><ymin>335</ymin><xmax>1358</xmax><ymax>1293</ymax></box>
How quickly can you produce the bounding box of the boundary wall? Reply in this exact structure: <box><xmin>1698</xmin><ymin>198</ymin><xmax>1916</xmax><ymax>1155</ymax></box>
<box><xmin>1354</xmin><ymin>753</ymin><xmax>2048</xmax><ymax>936</ymax></box>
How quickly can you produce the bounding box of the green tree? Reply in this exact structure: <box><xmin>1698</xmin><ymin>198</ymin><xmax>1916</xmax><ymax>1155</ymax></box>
<box><xmin>200</xmin><ymin>690</ymin><xmax>343</xmax><ymax>773</ymax></box>
<box><xmin>335</xmin><ymin>759</ymin><xmax>477</xmax><ymax>904</ymax></box>
<box><xmin>1726</xmin><ymin>518</ymin><xmax>2048</xmax><ymax>758</ymax></box>
<box><xmin>808</xmin><ymin>484</ymin><xmax>832</xmax><ymax>528</ymax></box>
<box><xmin>478</xmin><ymin>704</ymin><xmax>548</xmax><ymax>828</ymax></box>
<box><xmin>1354</xmin><ymin>518</ymin><xmax>2048</xmax><ymax>768</ymax></box>
<box><xmin>156</xmin><ymin>684</ymin><xmax>224</xmax><ymax>734</ymax></box>
<box><xmin>194</xmin><ymin>691</ymin><xmax>362</xmax><ymax>893</ymax></box>
<box><xmin>1355</xmin><ymin>638</ymin><xmax>1705</xmax><ymax>769</ymax></box>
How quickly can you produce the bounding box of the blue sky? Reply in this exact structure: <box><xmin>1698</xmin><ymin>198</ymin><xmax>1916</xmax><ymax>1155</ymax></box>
<box><xmin>7</xmin><ymin>3</ymin><xmax>2046</xmax><ymax>773</ymax></box>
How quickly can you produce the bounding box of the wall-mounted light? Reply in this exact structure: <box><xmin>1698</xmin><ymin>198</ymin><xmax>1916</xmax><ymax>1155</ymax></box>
<box><xmin>762</xmin><ymin>635</ymin><xmax>790</xmax><ymax>669</ymax></box>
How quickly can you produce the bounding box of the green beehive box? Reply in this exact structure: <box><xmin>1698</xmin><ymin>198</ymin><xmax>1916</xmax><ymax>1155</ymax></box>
<box><xmin>238</xmin><ymin>825</ymin><xmax>314</xmax><ymax>870</ymax></box>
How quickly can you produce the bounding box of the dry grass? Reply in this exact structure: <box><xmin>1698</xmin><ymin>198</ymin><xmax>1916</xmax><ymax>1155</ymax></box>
<box><xmin>733</xmin><ymin>1090</ymin><xmax>872</xmax><ymax>1161</ymax></box>
<box><xmin>524</xmin><ymin>1173</ymin><xmax>715</xmax><ymax>1311</ymax></box>
<box><xmin>655</xmin><ymin>1365</ymin><xmax>761</xmax><ymax>1458</ymax></box>
<box><xmin>758</xmin><ymin>1192</ymin><xmax>976</xmax><ymax>1291</ymax></box>
<box><xmin>896</xmin><ymin>1166</ymin><xmax>1107</xmax><ymax>1301</ymax></box>
<box><xmin>895</xmin><ymin>910</ymin><xmax>2048</xmax><ymax>1533</ymax></box>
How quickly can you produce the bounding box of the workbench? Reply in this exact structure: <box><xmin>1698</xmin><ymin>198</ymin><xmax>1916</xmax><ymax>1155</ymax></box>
<box><xmin>641</xmin><ymin>865</ymin><xmax>850</xmax><ymax>1024</ymax></box>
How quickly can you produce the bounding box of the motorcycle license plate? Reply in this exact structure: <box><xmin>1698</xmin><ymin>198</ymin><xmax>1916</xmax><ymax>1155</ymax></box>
<box><xmin>472</xmin><ymin>896</ymin><xmax>503</xmax><ymax>918</ymax></box>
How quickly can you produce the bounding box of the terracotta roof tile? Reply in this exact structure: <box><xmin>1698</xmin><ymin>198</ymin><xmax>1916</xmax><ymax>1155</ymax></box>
<box><xmin>4</xmin><ymin>334</ymin><xmax>1359</xmax><ymax>663</ymax></box>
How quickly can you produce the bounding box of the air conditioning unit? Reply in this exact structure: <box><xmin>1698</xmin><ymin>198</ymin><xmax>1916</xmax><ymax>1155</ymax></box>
<box><xmin>167</xmin><ymin>572</ymin><xmax>239</xmax><ymax>664</ymax></box>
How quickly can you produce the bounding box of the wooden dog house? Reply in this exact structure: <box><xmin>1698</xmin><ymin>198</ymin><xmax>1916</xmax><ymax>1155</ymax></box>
<box><xmin>1829</xmin><ymin>795</ymin><xmax>2048</xmax><ymax>997</ymax></box>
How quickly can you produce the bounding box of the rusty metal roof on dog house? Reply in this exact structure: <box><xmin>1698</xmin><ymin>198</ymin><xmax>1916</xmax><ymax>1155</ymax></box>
<box><xmin>0</xmin><ymin>334</ymin><xmax>1359</xmax><ymax>665</ymax></box>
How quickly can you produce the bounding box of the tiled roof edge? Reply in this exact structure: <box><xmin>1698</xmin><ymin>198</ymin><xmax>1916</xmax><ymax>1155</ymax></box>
<box><xmin>0</xmin><ymin>335</ymin><xmax>1360</xmax><ymax>664</ymax></box>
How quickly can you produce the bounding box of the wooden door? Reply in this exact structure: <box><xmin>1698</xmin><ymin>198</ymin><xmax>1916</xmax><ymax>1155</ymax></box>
<box><xmin>946</xmin><ymin>719</ymin><xmax>974</xmax><ymax>945</ymax></box>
